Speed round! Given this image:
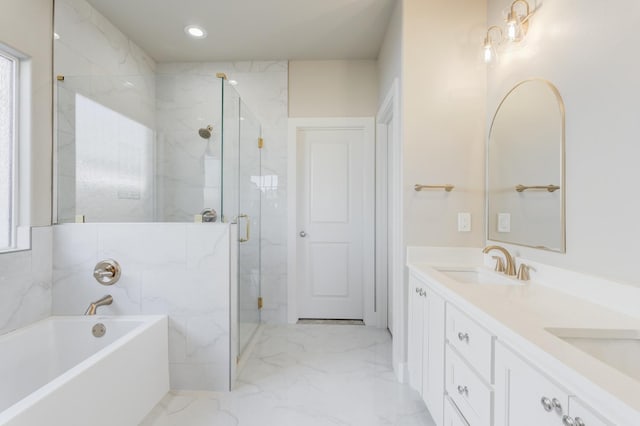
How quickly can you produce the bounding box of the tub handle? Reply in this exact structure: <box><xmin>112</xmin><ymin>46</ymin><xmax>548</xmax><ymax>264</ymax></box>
<box><xmin>93</xmin><ymin>259</ymin><xmax>121</xmax><ymax>286</ymax></box>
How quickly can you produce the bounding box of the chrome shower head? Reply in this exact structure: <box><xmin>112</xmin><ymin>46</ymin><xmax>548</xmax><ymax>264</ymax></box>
<box><xmin>198</xmin><ymin>125</ymin><xmax>213</xmax><ymax>139</ymax></box>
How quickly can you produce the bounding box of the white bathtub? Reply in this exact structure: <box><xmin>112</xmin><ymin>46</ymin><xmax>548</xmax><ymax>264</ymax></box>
<box><xmin>0</xmin><ymin>315</ymin><xmax>169</xmax><ymax>426</ymax></box>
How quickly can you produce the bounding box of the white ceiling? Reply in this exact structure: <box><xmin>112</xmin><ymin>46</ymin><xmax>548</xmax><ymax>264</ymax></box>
<box><xmin>86</xmin><ymin>0</ymin><xmax>396</xmax><ymax>62</ymax></box>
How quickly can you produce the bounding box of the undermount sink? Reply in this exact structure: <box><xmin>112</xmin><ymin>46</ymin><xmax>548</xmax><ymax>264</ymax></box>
<box><xmin>546</xmin><ymin>328</ymin><xmax>640</xmax><ymax>382</ymax></box>
<box><xmin>435</xmin><ymin>267</ymin><xmax>524</xmax><ymax>286</ymax></box>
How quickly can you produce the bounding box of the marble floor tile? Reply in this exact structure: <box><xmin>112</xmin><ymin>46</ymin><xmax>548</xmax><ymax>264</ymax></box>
<box><xmin>140</xmin><ymin>324</ymin><xmax>434</xmax><ymax>426</ymax></box>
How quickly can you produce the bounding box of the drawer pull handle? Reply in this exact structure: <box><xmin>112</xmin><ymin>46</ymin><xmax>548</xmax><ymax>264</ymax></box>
<box><xmin>541</xmin><ymin>397</ymin><xmax>553</xmax><ymax>412</ymax></box>
<box><xmin>552</xmin><ymin>398</ymin><xmax>563</xmax><ymax>413</ymax></box>
<box><xmin>574</xmin><ymin>418</ymin><xmax>585</xmax><ymax>426</ymax></box>
<box><xmin>415</xmin><ymin>287</ymin><xmax>420</xmax><ymax>294</ymax></box>
<box><xmin>562</xmin><ymin>416</ymin><xmax>575</xmax><ymax>426</ymax></box>
<box><xmin>457</xmin><ymin>385</ymin><xmax>468</xmax><ymax>396</ymax></box>
<box><xmin>457</xmin><ymin>332</ymin><xmax>469</xmax><ymax>342</ymax></box>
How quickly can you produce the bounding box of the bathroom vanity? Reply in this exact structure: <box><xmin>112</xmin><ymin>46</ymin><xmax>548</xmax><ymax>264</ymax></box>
<box><xmin>406</xmin><ymin>248</ymin><xmax>640</xmax><ymax>426</ymax></box>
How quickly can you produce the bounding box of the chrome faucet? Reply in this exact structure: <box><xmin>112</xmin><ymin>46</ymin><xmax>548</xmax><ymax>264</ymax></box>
<box><xmin>482</xmin><ymin>245</ymin><xmax>516</xmax><ymax>276</ymax></box>
<box><xmin>84</xmin><ymin>295</ymin><xmax>113</xmax><ymax>315</ymax></box>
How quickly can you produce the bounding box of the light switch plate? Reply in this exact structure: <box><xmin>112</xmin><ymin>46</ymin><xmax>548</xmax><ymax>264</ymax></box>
<box><xmin>498</xmin><ymin>213</ymin><xmax>511</xmax><ymax>232</ymax></box>
<box><xmin>458</xmin><ymin>213</ymin><xmax>471</xmax><ymax>232</ymax></box>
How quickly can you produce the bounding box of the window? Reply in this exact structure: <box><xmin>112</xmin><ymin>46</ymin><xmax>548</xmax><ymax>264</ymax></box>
<box><xmin>0</xmin><ymin>50</ymin><xmax>17</xmax><ymax>250</ymax></box>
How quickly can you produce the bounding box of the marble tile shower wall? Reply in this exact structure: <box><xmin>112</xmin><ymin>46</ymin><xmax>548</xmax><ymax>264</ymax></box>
<box><xmin>54</xmin><ymin>0</ymin><xmax>157</xmax><ymax>223</ymax></box>
<box><xmin>156</xmin><ymin>62</ymin><xmax>289</xmax><ymax>323</ymax></box>
<box><xmin>52</xmin><ymin>223</ymin><xmax>232</xmax><ymax>391</ymax></box>
<box><xmin>55</xmin><ymin>0</ymin><xmax>290</xmax><ymax>324</ymax></box>
<box><xmin>0</xmin><ymin>227</ymin><xmax>53</xmax><ymax>336</ymax></box>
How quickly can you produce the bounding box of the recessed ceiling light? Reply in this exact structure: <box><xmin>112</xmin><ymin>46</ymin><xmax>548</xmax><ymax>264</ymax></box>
<box><xmin>184</xmin><ymin>25</ymin><xmax>207</xmax><ymax>39</ymax></box>
<box><xmin>229</xmin><ymin>80</ymin><xmax>238</xmax><ymax>86</ymax></box>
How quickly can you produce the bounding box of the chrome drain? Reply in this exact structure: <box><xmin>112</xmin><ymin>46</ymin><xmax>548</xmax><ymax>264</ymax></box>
<box><xmin>92</xmin><ymin>323</ymin><xmax>106</xmax><ymax>338</ymax></box>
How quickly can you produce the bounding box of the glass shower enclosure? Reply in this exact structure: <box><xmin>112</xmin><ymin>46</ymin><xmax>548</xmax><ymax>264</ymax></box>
<box><xmin>55</xmin><ymin>73</ymin><xmax>262</xmax><ymax>358</ymax></box>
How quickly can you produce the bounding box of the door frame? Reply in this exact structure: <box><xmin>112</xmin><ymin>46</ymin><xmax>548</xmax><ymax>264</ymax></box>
<box><xmin>287</xmin><ymin>117</ymin><xmax>375</xmax><ymax>325</ymax></box>
<box><xmin>376</xmin><ymin>79</ymin><xmax>405</xmax><ymax>381</ymax></box>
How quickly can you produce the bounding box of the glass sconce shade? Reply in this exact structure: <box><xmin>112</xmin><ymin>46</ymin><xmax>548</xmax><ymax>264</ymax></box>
<box><xmin>483</xmin><ymin>26</ymin><xmax>503</xmax><ymax>65</ymax></box>
<box><xmin>506</xmin><ymin>0</ymin><xmax>531</xmax><ymax>42</ymax></box>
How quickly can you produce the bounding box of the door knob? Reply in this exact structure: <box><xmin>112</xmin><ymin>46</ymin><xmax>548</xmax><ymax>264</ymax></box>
<box><xmin>299</xmin><ymin>231</ymin><xmax>307</xmax><ymax>237</ymax></box>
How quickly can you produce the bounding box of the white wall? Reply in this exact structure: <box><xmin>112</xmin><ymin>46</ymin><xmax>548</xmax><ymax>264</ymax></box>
<box><xmin>486</xmin><ymin>0</ymin><xmax>640</xmax><ymax>286</ymax></box>
<box><xmin>403</xmin><ymin>0</ymin><xmax>486</xmax><ymax>247</ymax></box>
<box><xmin>0</xmin><ymin>0</ymin><xmax>52</xmax><ymax>226</ymax></box>
<box><xmin>378</xmin><ymin>1</ymin><xmax>402</xmax><ymax>106</ymax></box>
<box><xmin>289</xmin><ymin>60</ymin><xmax>378</xmax><ymax>117</ymax></box>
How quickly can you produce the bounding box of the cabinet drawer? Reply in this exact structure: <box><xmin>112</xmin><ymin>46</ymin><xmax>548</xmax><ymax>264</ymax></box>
<box><xmin>444</xmin><ymin>396</ymin><xmax>470</xmax><ymax>426</ymax></box>
<box><xmin>568</xmin><ymin>397</ymin><xmax>614</xmax><ymax>426</ymax></box>
<box><xmin>446</xmin><ymin>345</ymin><xmax>492</xmax><ymax>426</ymax></box>
<box><xmin>446</xmin><ymin>303</ymin><xmax>494</xmax><ymax>382</ymax></box>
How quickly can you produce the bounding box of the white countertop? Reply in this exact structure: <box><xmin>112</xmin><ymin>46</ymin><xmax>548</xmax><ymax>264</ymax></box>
<box><xmin>407</xmin><ymin>259</ymin><xmax>640</xmax><ymax>419</ymax></box>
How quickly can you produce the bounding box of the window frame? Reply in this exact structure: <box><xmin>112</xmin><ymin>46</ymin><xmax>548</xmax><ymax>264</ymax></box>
<box><xmin>0</xmin><ymin>43</ymin><xmax>30</xmax><ymax>254</ymax></box>
<box><xmin>0</xmin><ymin>49</ymin><xmax>19</xmax><ymax>251</ymax></box>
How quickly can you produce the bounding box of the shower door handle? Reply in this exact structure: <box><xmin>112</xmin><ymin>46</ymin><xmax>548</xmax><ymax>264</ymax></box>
<box><xmin>238</xmin><ymin>214</ymin><xmax>250</xmax><ymax>243</ymax></box>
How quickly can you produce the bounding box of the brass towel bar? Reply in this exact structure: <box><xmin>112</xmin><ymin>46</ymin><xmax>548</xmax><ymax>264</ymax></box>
<box><xmin>414</xmin><ymin>184</ymin><xmax>455</xmax><ymax>192</ymax></box>
<box><xmin>515</xmin><ymin>184</ymin><xmax>560</xmax><ymax>193</ymax></box>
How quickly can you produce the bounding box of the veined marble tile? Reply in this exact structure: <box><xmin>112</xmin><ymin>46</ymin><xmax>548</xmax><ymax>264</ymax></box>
<box><xmin>140</xmin><ymin>325</ymin><xmax>434</xmax><ymax>426</ymax></box>
<box><xmin>0</xmin><ymin>227</ymin><xmax>53</xmax><ymax>336</ymax></box>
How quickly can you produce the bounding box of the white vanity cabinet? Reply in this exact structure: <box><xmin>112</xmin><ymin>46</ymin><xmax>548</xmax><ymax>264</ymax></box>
<box><xmin>495</xmin><ymin>342</ymin><xmax>614</xmax><ymax>426</ymax></box>
<box><xmin>407</xmin><ymin>272</ymin><xmax>446</xmax><ymax>425</ymax></box>
<box><xmin>408</xmin><ymin>273</ymin><xmax>426</xmax><ymax>392</ymax></box>
<box><xmin>566</xmin><ymin>397</ymin><xmax>613</xmax><ymax>426</ymax></box>
<box><xmin>495</xmin><ymin>341</ymin><xmax>572</xmax><ymax>426</ymax></box>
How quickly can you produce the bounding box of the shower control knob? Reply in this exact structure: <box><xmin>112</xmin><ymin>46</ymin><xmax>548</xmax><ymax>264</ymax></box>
<box><xmin>299</xmin><ymin>231</ymin><xmax>307</xmax><ymax>238</ymax></box>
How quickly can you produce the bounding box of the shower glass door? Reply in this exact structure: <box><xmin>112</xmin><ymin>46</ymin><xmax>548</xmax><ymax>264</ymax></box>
<box><xmin>238</xmin><ymin>100</ymin><xmax>261</xmax><ymax>355</ymax></box>
<box><xmin>221</xmin><ymin>79</ymin><xmax>261</xmax><ymax>357</ymax></box>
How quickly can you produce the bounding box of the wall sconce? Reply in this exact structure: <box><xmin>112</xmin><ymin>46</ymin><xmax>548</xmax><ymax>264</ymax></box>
<box><xmin>483</xmin><ymin>26</ymin><xmax>503</xmax><ymax>65</ymax></box>
<box><xmin>482</xmin><ymin>0</ymin><xmax>535</xmax><ymax>65</ymax></box>
<box><xmin>505</xmin><ymin>0</ymin><xmax>533</xmax><ymax>42</ymax></box>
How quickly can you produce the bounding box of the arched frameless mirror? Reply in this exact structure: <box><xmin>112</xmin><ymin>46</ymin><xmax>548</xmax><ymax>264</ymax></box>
<box><xmin>487</xmin><ymin>79</ymin><xmax>565</xmax><ymax>252</ymax></box>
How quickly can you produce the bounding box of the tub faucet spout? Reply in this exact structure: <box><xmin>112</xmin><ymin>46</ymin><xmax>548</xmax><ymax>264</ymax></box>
<box><xmin>84</xmin><ymin>295</ymin><xmax>113</xmax><ymax>315</ymax></box>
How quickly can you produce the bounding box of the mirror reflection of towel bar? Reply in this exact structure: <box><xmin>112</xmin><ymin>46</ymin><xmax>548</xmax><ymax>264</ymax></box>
<box><xmin>515</xmin><ymin>184</ymin><xmax>560</xmax><ymax>193</ymax></box>
<box><xmin>414</xmin><ymin>184</ymin><xmax>455</xmax><ymax>192</ymax></box>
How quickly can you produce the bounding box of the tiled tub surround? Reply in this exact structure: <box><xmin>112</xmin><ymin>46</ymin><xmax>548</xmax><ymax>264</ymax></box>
<box><xmin>406</xmin><ymin>247</ymin><xmax>640</xmax><ymax>425</ymax></box>
<box><xmin>0</xmin><ymin>315</ymin><xmax>168</xmax><ymax>426</ymax></box>
<box><xmin>52</xmin><ymin>223</ymin><xmax>232</xmax><ymax>391</ymax></box>
<box><xmin>0</xmin><ymin>227</ymin><xmax>52</xmax><ymax>336</ymax></box>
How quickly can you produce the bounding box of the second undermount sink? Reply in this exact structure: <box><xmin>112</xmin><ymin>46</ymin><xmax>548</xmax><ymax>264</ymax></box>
<box><xmin>545</xmin><ymin>327</ymin><xmax>640</xmax><ymax>382</ymax></box>
<box><xmin>435</xmin><ymin>266</ymin><xmax>524</xmax><ymax>286</ymax></box>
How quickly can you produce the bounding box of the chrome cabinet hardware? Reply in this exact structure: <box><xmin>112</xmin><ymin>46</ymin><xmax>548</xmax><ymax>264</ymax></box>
<box><xmin>457</xmin><ymin>332</ymin><xmax>470</xmax><ymax>342</ymax></box>
<box><xmin>552</xmin><ymin>398</ymin><xmax>563</xmax><ymax>413</ymax></box>
<box><xmin>541</xmin><ymin>397</ymin><xmax>553</xmax><ymax>412</ymax></box>
<box><xmin>492</xmin><ymin>255</ymin><xmax>506</xmax><ymax>272</ymax></box>
<box><xmin>562</xmin><ymin>415</ymin><xmax>576</xmax><ymax>426</ymax></box>
<box><xmin>93</xmin><ymin>259</ymin><xmax>121</xmax><ymax>286</ymax></box>
<box><xmin>415</xmin><ymin>287</ymin><xmax>420</xmax><ymax>294</ymax></box>
<box><xmin>574</xmin><ymin>418</ymin><xmax>585</xmax><ymax>426</ymax></box>
<box><xmin>299</xmin><ymin>230</ymin><xmax>307</xmax><ymax>238</ymax></box>
<box><xmin>457</xmin><ymin>385</ymin><xmax>468</xmax><ymax>396</ymax></box>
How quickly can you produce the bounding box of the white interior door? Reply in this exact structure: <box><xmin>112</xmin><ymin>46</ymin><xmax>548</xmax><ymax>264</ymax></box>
<box><xmin>297</xmin><ymin>126</ymin><xmax>369</xmax><ymax>319</ymax></box>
